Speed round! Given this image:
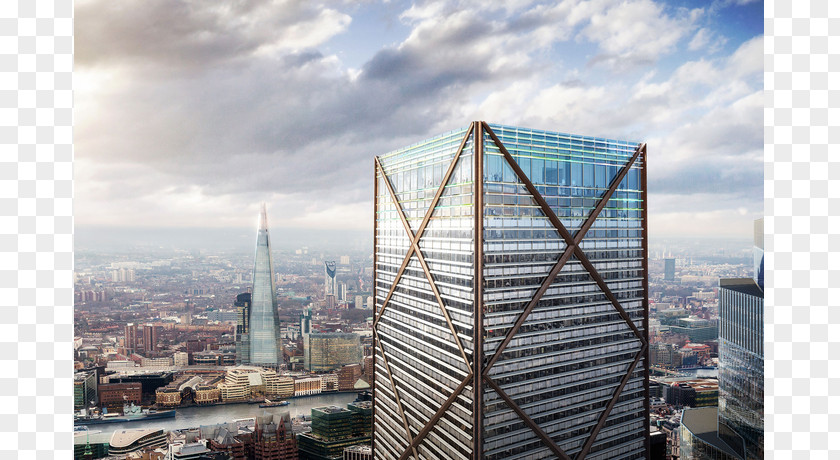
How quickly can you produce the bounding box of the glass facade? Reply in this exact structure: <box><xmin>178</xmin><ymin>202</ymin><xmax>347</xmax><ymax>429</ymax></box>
<box><xmin>235</xmin><ymin>292</ymin><xmax>251</xmax><ymax>364</ymax></box>
<box><xmin>299</xmin><ymin>405</ymin><xmax>372</xmax><ymax>460</ymax></box>
<box><xmin>679</xmin><ymin>407</ymin><xmax>741</xmax><ymax>460</ymax></box>
<box><xmin>249</xmin><ymin>205</ymin><xmax>282</xmax><ymax>366</ymax></box>
<box><xmin>373</xmin><ymin>122</ymin><xmax>648</xmax><ymax>459</ymax></box>
<box><xmin>306</xmin><ymin>333</ymin><xmax>363</xmax><ymax>372</ymax></box>
<box><xmin>718</xmin><ymin>278</ymin><xmax>764</xmax><ymax>460</ymax></box>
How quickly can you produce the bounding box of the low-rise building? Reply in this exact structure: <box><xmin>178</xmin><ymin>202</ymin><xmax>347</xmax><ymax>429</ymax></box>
<box><xmin>109</xmin><ymin>429</ymin><xmax>167</xmax><ymax>456</ymax></box>
<box><xmin>173</xmin><ymin>352</ymin><xmax>189</xmax><ymax>367</ymax></box>
<box><xmin>294</xmin><ymin>377</ymin><xmax>322</xmax><ymax>397</ymax></box>
<box><xmin>320</xmin><ymin>374</ymin><xmax>338</xmax><ymax>392</ymax></box>
<box><xmin>343</xmin><ymin>445</ymin><xmax>372</xmax><ymax>460</ymax></box>
<box><xmin>99</xmin><ymin>382</ymin><xmax>142</xmax><ymax>411</ymax></box>
<box><xmin>195</xmin><ymin>385</ymin><xmax>221</xmax><ymax>405</ymax></box>
<box><xmin>155</xmin><ymin>387</ymin><xmax>181</xmax><ymax>407</ymax></box>
<box><xmin>337</xmin><ymin>365</ymin><xmax>361</xmax><ymax>392</ymax></box>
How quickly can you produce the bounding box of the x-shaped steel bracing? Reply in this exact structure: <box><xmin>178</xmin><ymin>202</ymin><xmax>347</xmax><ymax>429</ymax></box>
<box><xmin>375</xmin><ymin>122</ymin><xmax>648</xmax><ymax>459</ymax></box>
<box><xmin>375</xmin><ymin>125</ymin><xmax>476</xmax><ymax>460</ymax></box>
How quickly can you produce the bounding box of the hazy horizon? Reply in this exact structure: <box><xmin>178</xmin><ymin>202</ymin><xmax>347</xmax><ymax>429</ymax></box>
<box><xmin>74</xmin><ymin>224</ymin><xmax>753</xmax><ymax>256</ymax></box>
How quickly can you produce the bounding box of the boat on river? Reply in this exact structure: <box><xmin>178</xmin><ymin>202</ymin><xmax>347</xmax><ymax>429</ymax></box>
<box><xmin>258</xmin><ymin>399</ymin><xmax>289</xmax><ymax>408</ymax></box>
<box><xmin>74</xmin><ymin>403</ymin><xmax>176</xmax><ymax>426</ymax></box>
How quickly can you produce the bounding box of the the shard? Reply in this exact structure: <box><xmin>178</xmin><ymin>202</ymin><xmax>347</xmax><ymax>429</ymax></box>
<box><xmin>249</xmin><ymin>203</ymin><xmax>282</xmax><ymax>366</ymax></box>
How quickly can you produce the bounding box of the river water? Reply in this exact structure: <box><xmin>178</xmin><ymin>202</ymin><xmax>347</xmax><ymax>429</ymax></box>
<box><xmin>78</xmin><ymin>392</ymin><xmax>359</xmax><ymax>438</ymax></box>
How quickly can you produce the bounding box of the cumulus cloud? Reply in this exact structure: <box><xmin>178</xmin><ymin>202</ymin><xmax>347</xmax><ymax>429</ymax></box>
<box><xmin>580</xmin><ymin>0</ymin><xmax>703</xmax><ymax>68</ymax></box>
<box><xmin>75</xmin><ymin>0</ymin><xmax>763</xmax><ymax>236</ymax></box>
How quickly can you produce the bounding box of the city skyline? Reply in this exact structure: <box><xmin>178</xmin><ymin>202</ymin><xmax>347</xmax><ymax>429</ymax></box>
<box><xmin>75</xmin><ymin>0</ymin><xmax>763</xmax><ymax>238</ymax></box>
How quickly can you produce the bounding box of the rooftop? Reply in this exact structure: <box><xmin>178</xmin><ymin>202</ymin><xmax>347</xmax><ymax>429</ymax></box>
<box><xmin>720</xmin><ymin>278</ymin><xmax>763</xmax><ymax>297</ymax></box>
<box><xmin>314</xmin><ymin>405</ymin><xmax>350</xmax><ymax>414</ymax></box>
<box><xmin>109</xmin><ymin>429</ymin><xmax>164</xmax><ymax>449</ymax></box>
<box><xmin>680</xmin><ymin>407</ymin><xmax>741</xmax><ymax>458</ymax></box>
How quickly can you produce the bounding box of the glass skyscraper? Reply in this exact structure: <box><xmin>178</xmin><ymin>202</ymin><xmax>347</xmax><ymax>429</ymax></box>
<box><xmin>249</xmin><ymin>204</ymin><xmax>282</xmax><ymax>366</ymax></box>
<box><xmin>373</xmin><ymin>122</ymin><xmax>649</xmax><ymax>459</ymax></box>
<box><xmin>718</xmin><ymin>219</ymin><xmax>764</xmax><ymax>460</ymax></box>
<box><xmin>234</xmin><ymin>292</ymin><xmax>251</xmax><ymax>364</ymax></box>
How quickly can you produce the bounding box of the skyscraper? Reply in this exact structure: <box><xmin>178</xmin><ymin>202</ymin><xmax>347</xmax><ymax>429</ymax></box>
<box><xmin>679</xmin><ymin>219</ymin><xmax>763</xmax><ymax>460</ymax></box>
<box><xmin>373</xmin><ymin>122</ymin><xmax>649</xmax><ymax>459</ymax></box>
<box><xmin>325</xmin><ymin>261</ymin><xmax>338</xmax><ymax>295</ymax></box>
<box><xmin>235</xmin><ymin>292</ymin><xmax>252</xmax><ymax>364</ymax></box>
<box><xmin>664</xmin><ymin>258</ymin><xmax>676</xmax><ymax>282</ymax></box>
<box><xmin>325</xmin><ymin>261</ymin><xmax>338</xmax><ymax>308</ymax></box>
<box><xmin>717</xmin><ymin>219</ymin><xmax>764</xmax><ymax>460</ymax></box>
<box><xmin>249</xmin><ymin>204</ymin><xmax>282</xmax><ymax>367</ymax></box>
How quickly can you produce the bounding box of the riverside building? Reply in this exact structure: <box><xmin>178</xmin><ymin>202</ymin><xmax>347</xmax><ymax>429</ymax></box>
<box><xmin>373</xmin><ymin>122</ymin><xmax>649</xmax><ymax>459</ymax></box>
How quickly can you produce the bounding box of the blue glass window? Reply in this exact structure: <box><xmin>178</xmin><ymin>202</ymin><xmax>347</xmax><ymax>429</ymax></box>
<box><xmin>595</xmin><ymin>164</ymin><xmax>607</xmax><ymax>188</ymax></box>
<box><xmin>570</xmin><ymin>163</ymin><xmax>582</xmax><ymax>187</ymax></box>
<box><xmin>545</xmin><ymin>162</ymin><xmax>558</xmax><ymax>185</ymax></box>
<box><xmin>583</xmin><ymin>163</ymin><xmax>594</xmax><ymax>187</ymax></box>
<box><xmin>486</xmin><ymin>154</ymin><xmax>503</xmax><ymax>182</ymax></box>
<box><xmin>532</xmin><ymin>158</ymin><xmax>545</xmax><ymax>185</ymax></box>
<box><xmin>558</xmin><ymin>162</ymin><xmax>569</xmax><ymax>186</ymax></box>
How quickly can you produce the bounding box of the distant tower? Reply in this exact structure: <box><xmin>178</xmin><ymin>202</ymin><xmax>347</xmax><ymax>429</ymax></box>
<box><xmin>324</xmin><ymin>261</ymin><xmax>337</xmax><ymax>296</ymax></box>
<box><xmin>324</xmin><ymin>261</ymin><xmax>338</xmax><ymax>307</ymax></box>
<box><xmin>249</xmin><ymin>204</ymin><xmax>282</xmax><ymax>367</ymax></box>
<box><xmin>664</xmin><ymin>258</ymin><xmax>676</xmax><ymax>281</ymax></box>
<box><xmin>141</xmin><ymin>325</ymin><xmax>158</xmax><ymax>353</ymax></box>
<box><xmin>124</xmin><ymin>323</ymin><xmax>138</xmax><ymax>355</ymax></box>
<box><xmin>301</xmin><ymin>307</ymin><xmax>312</xmax><ymax>367</ymax></box>
<box><xmin>300</xmin><ymin>307</ymin><xmax>312</xmax><ymax>337</ymax></box>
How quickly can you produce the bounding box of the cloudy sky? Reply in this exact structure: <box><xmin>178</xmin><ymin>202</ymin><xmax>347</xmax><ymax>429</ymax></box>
<box><xmin>75</xmin><ymin>0</ymin><xmax>763</xmax><ymax>240</ymax></box>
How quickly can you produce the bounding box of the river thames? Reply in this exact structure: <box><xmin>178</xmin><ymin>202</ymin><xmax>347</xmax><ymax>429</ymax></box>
<box><xmin>77</xmin><ymin>392</ymin><xmax>359</xmax><ymax>438</ymax></box>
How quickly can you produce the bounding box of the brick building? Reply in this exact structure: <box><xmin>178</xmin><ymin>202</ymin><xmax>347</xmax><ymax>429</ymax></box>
<box><xmin>98</xmin><ymin>382</ymin><xmax>142</xmax><ymax>411</ymax></box>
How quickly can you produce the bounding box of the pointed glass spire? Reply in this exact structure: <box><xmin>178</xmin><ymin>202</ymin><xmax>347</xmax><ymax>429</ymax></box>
<box><xmin>249</xmin><ymin>203</ymin><xmax>281</xmax><ymax>366</ymax></box>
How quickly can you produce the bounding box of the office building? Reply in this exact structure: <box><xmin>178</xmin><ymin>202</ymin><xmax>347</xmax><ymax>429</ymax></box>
<box><xmin>338</xmin><ymin>364</ymin><xmax>363</xmax><ymax>391</ymax></box>
<box><xmin>305</xmin><ymin>333</ymin><xmax>362</xmax><ymax>373</ymax></box>
<box><xmin>678</xmin><ymin>219</ymin><xmax>764</xmax><ymax>460</ymax></box>
<box><xmin>98</xmin><ymin>382</ymin><xmax>142</xmax><ymax>411</ymax></box>
<box><xmin>718</xmin><ymin>282</ymin><xmax>763</xmax><ymax>458</ymax></box>
<box><xmin>298</xmin><ymin>405</ymin><xmax>371</xmax><ymax>460</ymax></box>
<box><xmin>669</xmin><ymin>317</ymin><xmax>717</xmax><ymax>343</ymax></box>
<box><xmin>249</xmin><ymin>204</ymin><xmax>282</xmax><ymax>367</ymax></box>
<box><xmin>253</xmin><ymin>413</ymin><xmax>298</xmax><ymax>460</ymax></box>
<box><xmin>679</xmin><ymin>407</ymin><xmax>740</xmax><ymax>460</ymax></box>
<box><xmin>74</xmin><ymin>370</ymin><xmax>98</xmax><ymax>411</ymax></box>
<box><xmin>373</xmin><ymin>122</ymin><xmax>649</xmax><ymax>459</ymax></box>
<box><xmin>664</xmin><ymin>258</ymin><xmax>675</xmax><ymax>282</ymax></box>
<box><xmin>343</xmin><ymin>445</ymin><xmax>372</xmax><ymax>460</ymax></box>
